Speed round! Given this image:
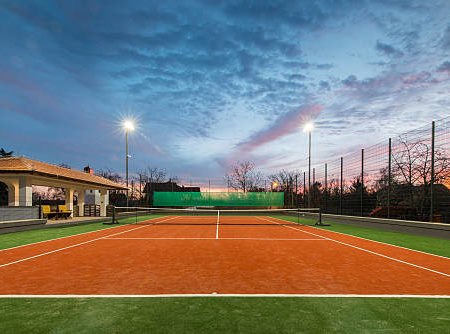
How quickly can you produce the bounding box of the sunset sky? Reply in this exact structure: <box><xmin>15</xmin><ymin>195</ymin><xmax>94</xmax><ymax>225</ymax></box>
<box><xmin>1</xmin><ymin>1</ymin><xmax>450</xmax><ymax>188</ymax></box>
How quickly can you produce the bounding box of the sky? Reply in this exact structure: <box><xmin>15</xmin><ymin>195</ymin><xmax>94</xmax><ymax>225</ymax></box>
<box><xmin>1</xmin><ymin>0</ymin><xmax>450</xmax><ymax>189</ymax></box>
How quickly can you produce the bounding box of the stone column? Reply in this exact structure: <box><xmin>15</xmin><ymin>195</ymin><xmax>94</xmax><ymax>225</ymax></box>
<box><xmin>65</xmin><ymin>188</ymin><xmax>74</xmax><ymax>217</ymax></box>
<box><xmin>100</xmin><ymin>189</ymin><xmax>109</xmax><ymax>217</ymax></box>
<box><xmin>5</xmin><ymin>179</ymin><xmax>19</xmax><ymax>206</ymax></box>
<box><xmin>19</xmin><ymin>177</ymin><xmax>32</xmax><ymax>206</ymax></box>
<box><xmin>77</xmin><ymin>189</ymin><xmax>85</xmax><ymax>217</ymax></box>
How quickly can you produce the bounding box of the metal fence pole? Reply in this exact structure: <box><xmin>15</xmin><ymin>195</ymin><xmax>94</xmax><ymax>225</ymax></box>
<box><xmin>430</xmin><ymin>121</ymin><xmax>435</xmax><ymax>222</ymax></box>
<box><xmin>361</xmin><ymin>148</ymin><xmax>364</xmax><ymax>217</ymax></box>
<box><xmin>340</xmin><ymin>157</ymin><xmax>343</xmax><ymax>215</ymax></box>
<box><xmin>303</xmin><ymin>171</ymin><xmax>306</xmax><ymax>208</ymax></box>
<box><xmin>324</xmin><ymin>163</ymin><xmax>327</xmax><ymax>213</ymax></box>
<box><xmin>388</xmin><ymin>138</ymin><xmax>392</xmax><ymax>219</ymax></box>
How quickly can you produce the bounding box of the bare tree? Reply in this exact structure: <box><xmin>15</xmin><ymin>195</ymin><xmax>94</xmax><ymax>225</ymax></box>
<box><xmin>225</xmin><ymin>161</ymin><xmax>264</xmax><ymax>192</ymax></box>
<box><xmin>268</xmin><ymin>169</ymin><xmax>301</xmax><ymax>192</ymax></box>
<box><xmin>97</xmin><ymin>169</ymin><xmax>123</xmax><ymax>183</ymax></box>
<box><xmin>139</xmin><ymin>167</ymin><xmax>167</xmax><ymax>184</ymax></box>
<box><xmin>383</xmin><ymin>135</ymin><xmax>450</xmax><ymax>219</ymax></box>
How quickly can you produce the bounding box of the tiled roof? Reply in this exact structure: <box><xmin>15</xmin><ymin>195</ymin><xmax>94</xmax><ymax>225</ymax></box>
<box><xmin>0</xmin><ymin>157</ymin><xmax>127</xmax><ymax>190</ymax></box>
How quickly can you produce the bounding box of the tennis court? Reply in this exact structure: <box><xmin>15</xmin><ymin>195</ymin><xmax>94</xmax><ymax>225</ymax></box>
<box><xmin>0</xmin><ymin>209</ymin><xmax>449</xmax><ymax>297</ymax></box>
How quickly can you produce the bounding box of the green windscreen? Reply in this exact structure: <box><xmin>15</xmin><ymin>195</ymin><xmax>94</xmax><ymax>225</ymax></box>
<box><xmin>153</xmin><ymin>192</ymin><xmax>284</xmax><ymax>207</ymax></box>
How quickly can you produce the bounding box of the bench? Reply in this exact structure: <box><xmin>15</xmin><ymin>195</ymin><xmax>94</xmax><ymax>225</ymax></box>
<box><xmin>41</xmin><ymin>205</ymin><xmax>72</xmax><ymax>219</ymax></box>
<box><xmin>57</xmin><ymin>205</ymin><xmax>72</xmax><ymax>219</ymax></box>
<box><xmin>42</xmin><ymin>205</ymin><xmax>58</xmax><ymax>219</ymax></box>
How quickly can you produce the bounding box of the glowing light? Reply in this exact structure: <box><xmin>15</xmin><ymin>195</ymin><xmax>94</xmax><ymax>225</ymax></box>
<box><xmin>272</xmin><ymin>182</ymin><xmax>278</xmax><ymax>188</ymax></box>
<box><xmin>123</xmin><ymin>120</ymin><xmax>135</xmax><ymax>131</ymax></box>
<box><xmin>303</xmin><ymin>122</ymin><xmax>314</xmax><ymax>133</ymax></box>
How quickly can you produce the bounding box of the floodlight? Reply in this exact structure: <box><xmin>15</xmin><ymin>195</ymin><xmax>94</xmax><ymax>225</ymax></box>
<box><xmin>272</xmin><ymin>182</ymin><xmax>278</xmax><ymax>188</ymax></box>
<box><xmin>123</xmin><ymin>120</ymin><xmax>135</xmax><ymax>131</ymax></box>
<box><xmin>303</xmin><ymin>122</ymin><xmax>314</xmax><ymax>133</ymax></box>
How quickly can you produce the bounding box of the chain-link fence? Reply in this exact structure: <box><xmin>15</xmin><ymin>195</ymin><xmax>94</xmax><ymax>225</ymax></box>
<box><xmin>302</xmin><ymin>117</ymin><xmax>450</xmax><ymax>223</ymax></box>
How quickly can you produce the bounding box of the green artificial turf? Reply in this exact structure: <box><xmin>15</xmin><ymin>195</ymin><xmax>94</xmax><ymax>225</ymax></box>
<box><xmin>268</xmin><ymin>214</ymin><xmax>450</xmax><ymax>258</ymax></box>
<box><xmin>0</xmin><ymin>215</ymin><xmax>162</xmax><ymax>251</ymax></box>
<box><xmin>0</xmin><ymin>297</ymin><xmax>449</xmax><ymax>334</ymax></box>
<box><xmin>312</xmin><ymin>221</ymin><xmax>450</xmax><ymax>258</ymax></box>
<box><xmin>1</xmin><ymin>214</ymin><xmax>449</xmax><ymax>333</ymax></box>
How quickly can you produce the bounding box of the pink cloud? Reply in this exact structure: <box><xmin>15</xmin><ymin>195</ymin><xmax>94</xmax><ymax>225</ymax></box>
<box><xmin>219</xmin><ymin>104</ymin><xmax>323</xmax><ymax>168</ymax></box>
<box><xmin>236</xmin><ymin>104</ymin><xmax>323</xmax><ymax>154</ymax></box>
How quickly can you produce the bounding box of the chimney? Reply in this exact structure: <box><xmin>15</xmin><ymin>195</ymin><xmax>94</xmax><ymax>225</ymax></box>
<box><xmin>84</xmin><ymin>166</ymin><xmax>93</xmax><ymax>174</ymax></box>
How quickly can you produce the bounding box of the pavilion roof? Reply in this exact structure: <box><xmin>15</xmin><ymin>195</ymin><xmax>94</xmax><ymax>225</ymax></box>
<box><xmin>0</xmin><ymin>157</ymin><xmax>127</xmax><ymax>190</ymax></box>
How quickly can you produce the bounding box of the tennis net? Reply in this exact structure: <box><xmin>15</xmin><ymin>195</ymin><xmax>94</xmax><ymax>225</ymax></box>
<box><xmin>107</xmin><ymin>206</ymin><xmax>324</xmax><ymax>226</ymax></box>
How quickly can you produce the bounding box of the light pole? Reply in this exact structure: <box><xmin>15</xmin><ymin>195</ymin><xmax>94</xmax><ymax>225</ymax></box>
<box><xmin>124</xmin><ymin>120</ymin><xmax>135</xmax><ymax>207</ymax></box>
<box><xmin>303</xmin><ymin>122</ymin><xmax>314</xmax><ymax>208</ymax></box>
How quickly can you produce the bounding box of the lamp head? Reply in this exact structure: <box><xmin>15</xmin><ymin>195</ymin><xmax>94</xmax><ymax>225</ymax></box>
<box><xmin>123</xmin><ymin>120</ymin><xmax>135</xmax><ymax>131</ymax></box>
<box><xmin>303</xmin><ymin>122</ymin><xmax>314</xmax><ymax>133</ymax></box>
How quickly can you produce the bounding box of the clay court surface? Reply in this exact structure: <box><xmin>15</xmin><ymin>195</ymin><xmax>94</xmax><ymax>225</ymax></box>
<box><xmin>0</xmin><ymin>215</ymin><xmax>449</xmax><ymax>296</ymax></box>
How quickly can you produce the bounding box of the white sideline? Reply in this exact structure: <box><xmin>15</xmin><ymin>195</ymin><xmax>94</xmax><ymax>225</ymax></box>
<box><xmin>0</xmin><ymin>215</ymin><xmax>171</xmax><ymax>253</ymax></box>
<box><xmin>258</xmin><ymin>217</ymin><xmax>450</xmax><ymax>278</ymax></box>
<box><xmin>1</xmin><ymin>294</ymin><xmax>449</xmax><ymax>298</ymax></box>
<box><xmin>0</xmin><ymin>217</ymin><xmax>179</xmax><ymax>269</ymax></box>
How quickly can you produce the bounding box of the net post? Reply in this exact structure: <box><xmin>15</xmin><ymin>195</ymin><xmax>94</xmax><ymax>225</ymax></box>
<box><xmin>314</xmin><ymin>207</ymin><xmax>329</xmax><ymax>226</ymax></box>
<box><xmin>106</xmin><ymin>205</ymin><xmax>119</xmax><ymax>225</ymax></box>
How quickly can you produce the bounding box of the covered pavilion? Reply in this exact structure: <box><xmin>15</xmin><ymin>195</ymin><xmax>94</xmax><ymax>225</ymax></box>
<box><xmin>0</xmin><ymin>157</ymin><xmax>126</xmax><ymax>217</ymax></box>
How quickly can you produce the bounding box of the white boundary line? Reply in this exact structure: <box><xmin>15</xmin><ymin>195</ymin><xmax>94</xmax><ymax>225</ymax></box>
<box><xmin>104</xmin><ymin>237</ymin><xmax>327</xmax><ymax>241</ymax></box>
<box><xmin>0</xmin><ymin>217</ymin><xmax>179</xmax><ymax>269</ymax></box>
<box><xmin>216</xmin><ymin>210</ymin><xmax>219</xmax><ymax>239</ymax></box>
<box><xmin>1</xmin><ymin>294</ymin><xmax>449</xmax><ymax>298</ymax></box>
<box><xmin>258</xmin><ymin>217</ymin><xmax>450</xmax><ymax>278</ymax></box>
<box><xmin>0</xmin><ymin>215</ymin><xmax>171</xmax><ymax>253</ymax></box>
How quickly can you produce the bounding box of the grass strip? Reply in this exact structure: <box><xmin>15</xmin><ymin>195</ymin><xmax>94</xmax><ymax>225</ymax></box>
<box><xmin>0</xmin><ymin>215</ymin><xmax>164</xmax><ymax>251</ymax></box>
<box><xmin>0</xmin><ymin>297</ymin><xmax>449</xmax><ymax>334</ymax></box>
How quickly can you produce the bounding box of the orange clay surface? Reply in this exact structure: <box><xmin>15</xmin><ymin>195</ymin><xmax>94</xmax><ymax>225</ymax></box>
<box><xmin>0</xmin><ymin>215</ymin><xmax>449</xmax><ymax>295</ymax></box>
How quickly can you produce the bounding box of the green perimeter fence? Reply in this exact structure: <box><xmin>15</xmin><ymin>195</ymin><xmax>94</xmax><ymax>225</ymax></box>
<box><xmin>153</xmin><ymin>192</ymin><xmax>284</xmax><ymax>207</ymax></box>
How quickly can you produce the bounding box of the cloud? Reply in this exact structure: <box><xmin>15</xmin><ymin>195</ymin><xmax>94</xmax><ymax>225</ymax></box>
<box><xmin>442</xmin><ymin>25</ymin><xmax>450</xmax><ymax>49</ymax></box>
<box><xmin>437</xmin><ymin>61</ymin><xmax>450</xmax><ymax>74</ymax></box>
<box><xmin>319</xmin><ymin>81</ymin><xmax>331</xmax><ymax>91</ymax></box>
<box><xmin>375</xmin><ymin>41</ymin><xmax>404</xmax><ymax>57</ymax></box>
<box><xmin>234</xmin><ymin>104</ymin><xmax>323</xmax><ymax>154</ymax></box>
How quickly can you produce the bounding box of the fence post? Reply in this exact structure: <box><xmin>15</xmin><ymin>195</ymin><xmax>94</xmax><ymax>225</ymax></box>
<box><xmin>388</xmin><ymin>138</ymin><xmax>391</xmax><ymax>219</ymax></box>
<box><xmin>361</xmin><ymin>149</ymin><xmax>364</xmax><ymax>217</ymax></box>
<box><xmin>303</xmin><ymin>171</ymin><xmax>306</xmax><ymax>208</ymax></box>
<box><xmin>430</xmin><ymin>121</ymin><xmax>435</xmax><ymax>222</ymax></box>
<box><xmin>340</xmin><ymin>157</ymin><xmax>343</xmax><ymax>215</ymax></box>
<box><xmin>324</xmin><ymin>163</ymin><xmax>327</xmax><ymax>212</ymax></box>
